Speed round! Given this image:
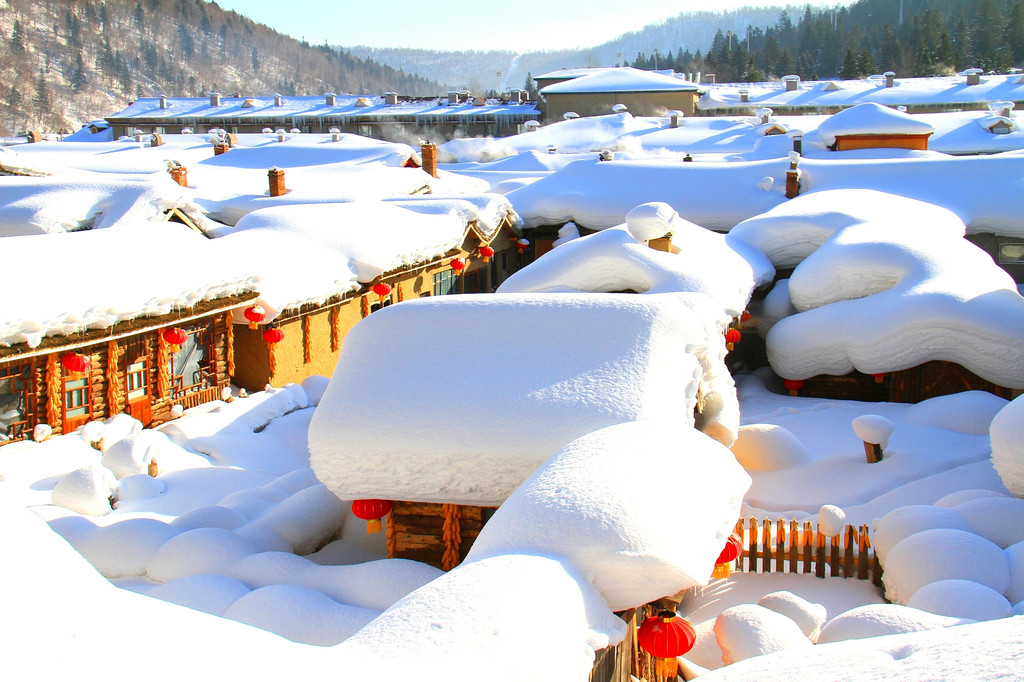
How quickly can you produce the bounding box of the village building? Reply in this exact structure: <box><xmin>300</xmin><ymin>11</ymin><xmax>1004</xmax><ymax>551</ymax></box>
<box><xmin>104</xmin><ymin>93</ymin><xmax>540</xmax><ymax>142</ymax></box>
<box><xmin>815</xmin><ymin>102</ymin><xmax>936</xmax><ymax>152</ymax></box>
<box><xmin>0</xmin><ymin>224</ymin><xmax>259</xmax><ymax>442</ymax></box>
<box><xmin>538</xmin><ymin>67</ymin><xmax>703</xmax><ymax>122</ymax></box>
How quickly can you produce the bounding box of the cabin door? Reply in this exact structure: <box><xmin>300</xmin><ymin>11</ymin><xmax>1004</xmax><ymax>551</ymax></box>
<box><xmin>61</xmin><ymin>373</ymin><xmax>93</xmax><ymax>434</ymax></box>
<box><xmin>122</xmin><ymin>337</ymin><xmax>153</xmax><ymax>426</ymax></box>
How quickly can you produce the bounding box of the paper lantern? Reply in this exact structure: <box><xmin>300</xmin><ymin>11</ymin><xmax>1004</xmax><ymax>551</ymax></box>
<box><xmin>372</xmin><ymin>282</ymin><xmax>392</xmax><ymax>301</ymax></box>
<box><xmin>450</xmin><ymin>258</ymin><xmax>465</xmax><ymax>275</ymax></box>
<box><xmin>637</xmin><ymin>611</ymin><xmax>696</xmax><ymax>679</ymax></box>
<box><xmin>263</xmin><ymin>327</ymin><xmax>284</xmax><ymax>347</ymax></box>
<box><xmin>351</xmin><ymin>499</ymin><xmax>393</xmax><ymax>534</ymax></box>
<box><xmin>712</xmin><ymin>533</ymin><xmax>744</xmax><ymax>579</ymax></box>
<box><xmin>479</xmin><ymin>245</ymin><xmax>494</xmax><ymax>263</ymax></box>
<box><xmin>515</xmin><ymin>238</ymin><xmax>530</xmax><ymax>254</ymax></box>
<box><xmin>163</xmin><ymin>327</ymin><xmax>187</xmax><ymax>353</ymax></box>
<box><xmin>782</xmin><ymin>378</ymin><xmax>804</xmax><ymax>396</ymax></box>
<box><xmin>871</xmin><ymin>372</ymin><xmax>887</xmax><ymax>384</ymax></box>
<box><xmin>725</xmin><ymin>328</ymin><xmax>742</xmax><ymax>351</ymax></box>
<box><xmin>243</xmin><ymin>305</ymin><xmax>266</xmax><ymax>330</ymax></box>
<box><xmin>61</xmin><ymin>352</ymin><xmax>90</xmax><ymax>377</ymax></box>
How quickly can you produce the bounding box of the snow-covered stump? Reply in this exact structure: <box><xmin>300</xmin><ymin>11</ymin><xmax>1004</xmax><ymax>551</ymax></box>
<box><xmin>852</xmin><ymin>415</ymin><xmax>895</xmax><ymax>464</ymax></box>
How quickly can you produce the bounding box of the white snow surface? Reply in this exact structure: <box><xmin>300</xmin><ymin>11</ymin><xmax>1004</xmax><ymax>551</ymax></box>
<box><xmin>906</xmin><ymin>579</ymin><xmax>1012</xmax><ymax>621</ymax></box>
<box><xmin>50</xmin><ymin>464</ymin><xmax>117</xmax><ymax>516</ymax></box>
<box><xmin>851</xmin><ymin>415</ymin><xmax>895</xmax><ymax>448</ymax></box>
<box><xmin>756</xmin><ymin>591</ymin><xmax>827</xmax><ymax>641</ymax></box>
<box><xmin>467</xmin><ymin>421</ymin><xmax>750</xmax><ymax>611</ymax></box>
<box><xmin>730</xmin><ymin>424</ymin><xmax>813</xmax><ymax>472</ymax></box>
<box><xmin>815</xmin><ymin>603</ymin><xmax>974</xmax><ymax>644</ymax></box>
<box><xmin>310</xmin><ymin>292</ymin><xmax>739</xmax><ymax>506</ymax></box>
<box><xmin>539</xmin><ymin>67</ymin><xmax>699</xmax><ymax>95</ymax></box>
<box><xmin>713</xmin><ymin>604</ymin><xmax>813</xmax><ymax>665</ymax></box>
<box><xmin>991</xmin><ymin>394</ymin><xmax>1024</xmax><ymax>497</ymax></box>
<box><xmin>815</xmin><ymin>103</ymin><xmax>936</xmax><ymax>147</ymax></box>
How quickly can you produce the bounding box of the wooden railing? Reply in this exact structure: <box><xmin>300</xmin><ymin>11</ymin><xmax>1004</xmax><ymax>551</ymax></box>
<box><xmin>174</xmin><ymin>385</ymin><xmax>222</xmax><ymax>410</ymax></box>
<box><xmin>732</xmin><ymin>517</ymin><xmax>882</xmax><ymax>585</ymax></box>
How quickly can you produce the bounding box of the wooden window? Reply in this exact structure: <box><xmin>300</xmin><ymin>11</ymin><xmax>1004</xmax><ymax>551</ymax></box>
<box><xmin>0</xmin><ymin>362</ymin><xmax>31</xmax><ymax>442</ymax></box>
<box><xmin>170</xmin><ymin>322</ymin><xmax>214</xmax><ymax>398</ymax></box>
<box><xmin>62</xmin><ymin>374</ymin><xmax>93</xmax><ymax>432</ymax></box>
<box><xmin>369</xmin><ymin>299</ymin><xmax>392</xmax><ymax>314</ymax></box>
<box><xmin>433</xmin><ymin>270</ymin><xmax>459</xmax><ymax>296</ymax></box>
<box><xmin>126</xmin><ymin>360</ymin><xmax>148</xmax><ymax>400</ymax></box>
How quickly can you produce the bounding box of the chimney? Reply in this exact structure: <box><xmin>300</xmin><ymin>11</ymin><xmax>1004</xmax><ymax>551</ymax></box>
<box><xmin>706</xmin><ymin>73</ymin><xmax>716</xmax><ymax>84</ymax></box>
<box><xmin>169</xmin><ymin>165</ymin><xmax>187</xmax><ymax>187</ymax></box>
<box><xmin>668</xmin><ymin>110</ymin><xmax>682</xmax><ymax>128</ymax></box>
<box><xmin>330</xmin><ymin>127</ymin><xmax>341</xmax><ymax>142</ymax></box>
<box><xmin>786</xmin><ymin>151</ymin><xmax>801</xmax><ymax>199</ymax></box>
<box><xmin>738</xmin><ymin>88</ymin><xmax>749</xmax><ymax>103</ymax></box>
<box><xmin>420</xmin><ymin>143</ymin><xmax>438</xmax><ymax>178</ymax></box>
<box><xmin>150</xmin><ymin>132</ymin><xmax>163</xmax><ymax>147</ymax></box>
<box><xmin>448</xmin><ymin>91</ymin><xmax>458</xmax><ymax>105</ymax></box>
<box><xmin>159</xmin><ymin>95</ymin><xmax>167</xmax><ymax>109</ymax></box>
<box><xmin>213</xmin><ymin>141</ymin><xmax>228</xmax><ymax>155</ymax></box>
<box><xmin>276</xmin><ymin>128</ymin><xmax>286</xmax><ymax>142</ymax></box>
<box><xmin>384</xmin><ymin>92</ymin><xmax>398</xmax><ymax>105</ymax></box>
<box><xmin>268</xmin><ymin>167</ymin><xmax>286</xmax><ymax>197</ymax></box>
<box><xmin>757</xmin><ymin>107</ymin><xmax>773</xmax><ymax>124</ymax></box>
<box><xmin>325</xmin><ymin>92</ymin><xmax>336</xmax><ymax>106</ymax></box>
<box><xmin>134</xmin><ymin>131</ymin><xmax>144</xmax><ymax>142</ymax></box>
<box><xmin>209</xmin><ymin>92</ymin><xmax>221</xmax><ymax>107</ymax></box>
<box><xmin>965</xmin><ymin>68</ymin><xmax>982</xmax><ymax>86</ymax></box>
<box><xmin>990</xmin><ymin>100</ymin><xmax>1015</xmax><ymax>117</ymax></box>
<box><xmin>274</xmin><ymin>94</ymin><xmax>283</xmax><ymax>106</ymax></box>
<box><xmin>783</xmin><ymin>75</ymin><xmax>800</xmax><ymax>91</ymax></box>
<box><xmin>788</xmin><ymin>128</ymin><xmax>804</xmax><ymax>155</ymax></box>
<box><xmin>883</xmin><ymin>71</ymin><xmax>895</xmax><ymax>88</ymax></box>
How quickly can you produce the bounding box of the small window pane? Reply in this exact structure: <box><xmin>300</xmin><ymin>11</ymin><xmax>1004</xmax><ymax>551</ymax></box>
<box><xmin>999</xmin><ymin>243</ymin><xmax>1024</xmax><ymax>264</ymax></box>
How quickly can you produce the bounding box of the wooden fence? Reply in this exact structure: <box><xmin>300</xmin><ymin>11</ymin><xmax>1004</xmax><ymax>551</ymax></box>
<box><xmin>731</xmin><ymin>517</ymin><xmax>882</xmax><ymax>586</ymax></box>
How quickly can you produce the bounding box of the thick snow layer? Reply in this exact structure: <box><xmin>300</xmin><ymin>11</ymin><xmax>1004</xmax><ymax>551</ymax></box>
<box><xmin>496</xmin><ymin>218</ymin><xmax>758</xmax><ymax>318</ymax></box>
<box><xmin>991</xmin><ymin>394</ymin><xmax>1024</xmax><ymax>497</ymax></box>
<box><xmin>51</xmin><ymin>464</ymin><xmax>117</xmax><ymax>516</ymax></box>
<box><xmin>756</xmin><ymin>591</ymin><xmax>827</xmax><ymax>641</ymax></box>
<box><xmin>954</xmin><ymin>496</ymin><xmax>1024</xmax><ymax>548</ymax></box>
<box><xmin>61</xmin><ymin>517</ymin><xmax>179</xmax><ymax>578</ymax></box>
<box><xmin>815</xmin><ymin>103</ymin><xmax>935</xmax><ymax>147</ymax></box>
<box><xmin>310</xmin><ymin>292</ymin><xmax>739</xmax><ymax>506</ymax></box>
<box><xmin>934</xmin><ymin>488</ymin><xmax>1008</xmax><ymax>507</ymax></box>
<box><xmin>541</xmin><ymin>67</ymin><xmax>699</xmax><ymax>95</ymax></box>
<box><xmin>873</xmin><ymin>505</ymin><xmax>974</xmax><ymax>566</ymax></box>
<box><xmin>102</xmin><ymin>434</ymin><xmax>159</xmax><ymax>478</ymax></box>
<box><xmin>815</xmin><ymin>604</ymin><xmax>973</xmax><ymax>644</ymax></box>
<box><xmin>906</xmin><ymin>579</ymin><xmax>1012</xmax><ymax>621</ymax></box>
<box><xmin>467</xmin><ymin>421</ymin><xmax>750</xmax><ymax>611</ymax></box>
<box><xmin>747</xmin><ymin>190</ymin><xmax>1024</xmax><ymax>387</ymax></box>
<box><xmin>1007</xmin><ymin>541</ymin><xmax>1024</xmax><ymax>604</ymax></box>
<box><xmin>851</xmin><ymin>415</ymin><xmax>895</xmax><ymax>448</ymax></box>
<box><xmin>904</xmin><ymin>391</ymin><xmax>1007</xmax><ymax>436</ymax></box>
<box><xmin>0</xmin><ymin>223</ymin><xmax>259</xmax><ymax>348</ymax></box>
<box><xmin>713</xmin><ymin>604</ymin><xmax>813</xmax><ymax>665</ymax></box>
<box><xmin>145</xmin><ymin>574</ymin><xmax>252</xmax><ymax>616</ymax></box>
<box><xmin>730</xmin><ymin>424</ymin><xmax>812</xmax><ymax>472</ymax></box>
<box><xmin>818</xmin><ymin>505</ymin><xmax>846</xmax><ymax>536</ymax></box>
<box><xmin>337</xmin><ymin>553</ymin><xmax>627</xmax><ymax>682</ymax></box>
<box><xmin>882</xmin><ymin>528</ymin><xmax>1010</xmax><ymax>604</ymax></box>
<box><xmin>147</xmin><ymin>527</ymin><xmax>258</xmax><ymax>583</ymax></box>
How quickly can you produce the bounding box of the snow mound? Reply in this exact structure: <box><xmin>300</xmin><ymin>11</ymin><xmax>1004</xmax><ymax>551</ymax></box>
<box><xmin>147</xmin><ymin>528</ymin><xmax>257</xmax><ymax>583</ymax></box>
<box><xmin>816</xmin><ymin>604</ymin><xmax>973</xmax><ymax>644</ymax></box>
<box><xmin>873</xmin><ymin>505</ymin><xmax>974</xmax><ymax>565</ymax></box>
<box><xmin>68</xmin><ymin>518</ymin><xmax>179</xmax><ymax>578</ymax></box>
<box><xmin>757</xmin><ymin>591</ymin><xmax>827</xmax><ymax>641</ymax></box>
<box><xmin>171</xmin><ymin>505</ymin><xmax>248</xmax><ymax>532</ymax></box>
<box><xmin>730</xmin><ymin>424</ymin><xmax>812</xmax><ymax>472</ymax></box>
<box><xmin>235</xmin><ymin>483</ymin><xmax>346</xmax><ymax>555</ymax></box>
<box><xmin>466</xmin><ymin>421</ymin><xmax>750</xmax><ymax>612</ymax></box>
<box><xmin>114</xmin><ymin>474</ymin><xmax>165</xmax><ymax>502</ymax></box>
<box><xmin>101</xmin><ymin>432</ymin><xmax>160</xmax><ymax>478</ymax></box>
<box><xmin>223</xmin><ymin>583</ymin><xmax>380</xmax><ymax>646</ymax></box>
<box><xmin>97</xmin><ymin>413</ymin><xmax>143</xmax><ymax>452</ymax></box>
<box><xmin>907</xmin><ymin>579</ymin><xmax>1012</xmax><ymax>621</ymax></box>
<box><xmin>80</xmin><ymin>420</ymin><xmax>105</xmax><ymax>446</ymax></box>
<box><xmin>881</xmin><ymin>528</ymin><xmax>1009</xmax><ymax>604</ymax></box>
<box><xmin>904</xmin><ymin>391</ymin><xmax>1007</xmax><ymax>435</ymax></box>
<box><xmin>51</xmin><ymin>465</ymin><xmax>117</xmax><ymax>516</ymax></box>
<box><xmin>991</xmin><ymin>394</ymin><xmax>1024</xmax><ymax>497</ymax></box>
<box><xmin>713</xmin><ymin>604</ymin><xmax>813</xmax><ymax>665</ymax></box>
<box><xmin>954</xmin><ymin>496</ymin><xmax>1024</xmax><ymax>548</ymax></box>
<box><xmin>301</xmin><ymin>375</ymin><xmax>329</xmax><ymax>406</ymax></box>
<box><xmin>934</xmin><ymin>489</ymin><xmax>1008</xmax><ymax>508</ymax></box>
<box><xmin>148</xmin><ymin>574</ymin><xmax>252</xmax><ymax>617</ymax></box>
<box><xmin>818</xmin><ymin>505</ymin><xmax>846</xmax><ymax>537</ymax></box>
<box><xmin>625</xmin><ymin>201</ymin><xmax>679</xmax><ymax>241</ymax></box>
<box><xmin>851</xmin><ymin>415</ymin><xmax>895</xmax><ymax>448</ymax></box>
<box><xmin>1007</xmin><ymin>541</ymin><xmax>1024</xmax><ymax>604</ymax></box>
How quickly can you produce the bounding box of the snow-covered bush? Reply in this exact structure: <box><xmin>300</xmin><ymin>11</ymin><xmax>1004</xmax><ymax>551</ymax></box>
<box><xmin>147</xmin><ymin>528</ymin><xmax>257</xmax><ymax>583</ymax></box>
<box><xmin>68</xmin><ymin>518</ymin><xmax>178</xmax><ymax>578</ymax></box>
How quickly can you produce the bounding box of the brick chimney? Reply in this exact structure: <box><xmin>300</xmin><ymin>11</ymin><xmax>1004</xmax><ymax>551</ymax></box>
<box><xmin>965</xmin><ymin>68</ymin><xmax>982</xmax><ymax>86</ymax></box>
<box><xmin>325</xmin><ymin>92</ymin><xmax>336</xmax><ymax>106</ymax></box>
<box><xmin>209</xmin><ymin>92</ymin><xmax>221</xmax><ymax>107</ymax></box>
<box><xmin>268</xmin><ymin>168</ymin><xmax>286</xmax><ymax>196</ymax></box>
<box><xmin>883</xmin><ymin>71</ymin><xmax>895</xmax><ymax>88</ymax></box>
<box><xmin>274</xmin><ymin>94</ymin><xmax>283</xmax><ymax>106</ymax></box>
<box><xmin>738</xmin><ymin>88</ymin><xmax>749</xmax><ymax>103</ymax></box>
<box><xmin>783</xmin><ymin>75</ymin><xmax>800</xmax><ymax>92</ymax></box>
<box><xmin>170</xmin><ymin>165</ymin><xmax>187</xmax><ymax>187</ymax></box>
<box><xmin>384</xmin><ymin>92</ymin><xmax>398</xmax><ymax>105</ymax></box>
<box><xmin>420</xmin><ymin>143</ymin><xmax>438</xmax><ymax>178</ymax></box>
<box><xmin>159</xmin><ymin>94</ymin><xmax>167</xmax><ymax>109</ymax></box>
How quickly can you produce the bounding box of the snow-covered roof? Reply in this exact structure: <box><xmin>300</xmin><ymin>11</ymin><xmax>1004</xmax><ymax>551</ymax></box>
<box><xmin>0</xmin><ymin>223</ymin><xmax>259</xmax><ymax>349</ymax></box>
<box><xmin>816</xmin><ymin>103</ymin><xmax>936</xmax><ymax>147</ymax></box>
<box><xmin>698</xmin><ymin>73</ymin><xmax>1024</xmax><ymax>112</ymax></box>
<box><xmin>107</xmin><ymin>95</ymin><xmax>540</xmax><ymax>124</ymax></box>
<box><xmin>309</xmin><ymin>292</ymin><xmax>739</xmax><ymax>506</ymax></box>
<box><xmin>540</xmin><ymin>67</ymin><xmax>700</xmax><ymax>95</ymax></box>
<box><xmin>534</xmin><ymin>67</ymin><xmax>615</xmax><ymax>82</ymax></box>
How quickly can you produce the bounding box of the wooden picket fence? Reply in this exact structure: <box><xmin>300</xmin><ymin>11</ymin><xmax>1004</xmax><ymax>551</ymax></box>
<box><xmin>730</xmin><ymin>517</ymin><xmax>883</xmax><ymax>586</ymax></box>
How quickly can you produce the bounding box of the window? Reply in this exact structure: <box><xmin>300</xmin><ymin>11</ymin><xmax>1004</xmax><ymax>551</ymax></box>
<box><xmin>999</xmin><ymin>243</ymin><xmax>1024</xmax><ymax>264</ymax></box>
<box><xmin>62</xmin><ymin>376</ymin><xmax>92</xmax><ymax>432</ymax></box>
<box><xmin>170</xmin><ymin>324</ymin><xmax>213</xmax><ymax>397</ymax></box>
<box><xmin>0</xmin><ymin>363</ymin><xmax>31</xmax><ymax>442</ymax></box>
<box><xmin>126</xmin><ymin>360</ymin><xmax>148</xmax><ymax>400</ymax></box>
<box><xmin>369</xmin><ymin>299</ymin><xmax>392</xmax><ymax>313</ymax></box>
<box><xmin>433</xmin><ymin>269</ymin><xmax>459</xmax><ymax>296</ymax></box>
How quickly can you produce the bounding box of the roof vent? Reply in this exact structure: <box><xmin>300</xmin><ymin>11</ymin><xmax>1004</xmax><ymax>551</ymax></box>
<box><xmin>738</xmin><ymin>88</ymin><xmax>749</xmax><ymax>103</ymax></box>
<box><xmin>883</xmin><ymin>71</ymin><xmax>895</xmax><ymax>88</ymax></box>
<box><xmin>274</xmin><ymin>94</ymin><xmax>283</xmax><ymax>106</ymax></box>
<box><xmin>159</xmin><ymin>95</ymin><xmax>167</xmax><ymax>109</ymax></box>
<box><xmin>612</xmin><ymin>103</ymin><xmax>628</xmax><ymax>113</ymax></box>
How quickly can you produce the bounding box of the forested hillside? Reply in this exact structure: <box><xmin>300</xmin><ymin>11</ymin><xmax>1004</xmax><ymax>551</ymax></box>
<box><xmin>0</xmin><ymin>0</ymin><xmax>440</xmax><ymax>135</ymax></box>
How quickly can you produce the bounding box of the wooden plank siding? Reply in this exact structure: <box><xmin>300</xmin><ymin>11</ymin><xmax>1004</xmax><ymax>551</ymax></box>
<box><xmin>388</xmin><ymin>501</ymin><xmax>493</xmax><ymax>570</ymax></box>
<box><xmin>800</xmin><ymin>361</ymin><xmax>1013</xmax><ymax>404</ymax></box>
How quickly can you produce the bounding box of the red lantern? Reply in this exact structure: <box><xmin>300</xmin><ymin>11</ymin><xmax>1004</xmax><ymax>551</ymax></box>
<box><xmin>741</xmin><ymin>311</ymin><xmax>751</xmax><ymax>323</ymax></box>
<box><xmin>637</xmin><ymin>611</ymin><xmax>696</xmax><ymax>679</ymax></box>
<box><xmin>372</xmin><ymin>282</ymin><xmax>392</xmax><ymax>301</ymax></box>
<box><xmin>351</xmin><ymin>499</ymin><xmax>393</xmax><ymax>534</ymax></box>
<box><xmin>450</xmin><ymin>258</ymin><xmax>465</xmax><ymax>275</ymax></box>
<box><xmin>479</xmin><ymin>245</ymin><xmax>494</xmax><ymax>263</ymax></box>
<box><xmin>263</xmin><ymin>327</ymin><xmax>284</xmax><ymax>347</ymax></box>
<box><xmin>725</xmin><ymin>328</ymin><xmax>742</xmax><ymax>351</ymax></box>
<box><xmin>244</xmin><ymin>305</ymin><xmax>266</xmax><ymax>330</ymax></box>
<box><xmin>782</xmin><ymin>378</ymin><xmax>804</xmax><ymax>396</ymax></box>
<box><xmin>871</xmin><ymin>372</ymin><xmax>887</xmax><ymax>384</ymax></box>
<box><xmin>163</xmin><ymin>327</ymin><xmax>188</xmax><ymax>353</ymax></box>
<box><xmin>712</xmin><ymin>533</ymin><xmax>744</xmax><ymax>579</ymax></box>
<box><xmin>515</xmin><ymin>238</ymin><xmax>530</xmax><ymax>254</ymax></box>
<box><xmin>61</xmin><ymin>352</ymin><xmax>90</xmax><ymax>378</ymax></box>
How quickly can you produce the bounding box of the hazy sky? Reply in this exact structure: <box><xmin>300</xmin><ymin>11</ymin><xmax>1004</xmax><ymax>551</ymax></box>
<box><xmin>213</xmin><ymin>0</ymin><xmax>842</xmax><ymax>52</ymax></box>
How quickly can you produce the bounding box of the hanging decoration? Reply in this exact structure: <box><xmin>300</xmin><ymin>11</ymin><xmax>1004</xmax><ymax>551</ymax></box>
<box><xmin>46</xmin><ymin>354</ymin><xmax>60</xmax><ymax>427</ymax></box>
<box><xmin>515</xmin><ymin>238</ymin><xmax>530</xmax><ymax>254</ymax></box>
<box><xmin>386</xmin><ymin>511</ymin><xmax>397</xmax><ymax>558</ymax></box>
<box><xmin>302</xmin><ymin>315</ymin><xmax>312</xmax><ymax>364</ymax></box>
<box><xmin>441</xmin><ymin>504</ymin><xmax>462</xmax><ymax>571</ymax></box>
<box><xmin>637</xmin><ymin>611</ymin><xmax>696</xmax><ymax>680</ymax></box>
<box><xmin>224</xmin><ymin>312</ymin><xmax>235</xmax><ymax>377</ymax></box>
<box><xmin>157</xmin><ymin>332</ymin><xmax>170</xmax><ymax>399</ymax></box>
<box><xmin>361</xmin><ymin>294</ymin><xmax>370</xmax><ymax>319</ymax></box>
<box><xmin>351</xmin><ymin>499</ymin><xmax>393</xmax><ymax>534</ymax></box>
<box><xmin>61</xmin><ymin>352</ymin><xmax>90</xmax><ymax>378</ymax></box>
<box><xmin>263</xmin><ymin>327</ymin><xmax>284</xmax><ymax>379</ymax></box>
<box><xmin>372</xmin><ymin>282</ymin><xmax>392</xmax><ymax>301</ymax></box>
<box><xmin>712</xmin><ymin>533</ymin><xmax>744</xmax><ymax>579</ymax></box>
<box><xmin>739</xmin><ymin>310</ymin><xmax>751</xmax><ymax>329</ymax></box>
<box><xmin>782</xmin><ymin>378</ymin><xmax>804</xmax><ymax>396</ymax></box>
<box><xmin>725</xmin><ymin>328</ymin><xmax>742</xmax><ymax>351</ymax></box>
<box><xmin>329</xmin><ymin>306</ymin><xmax>340</xmax><ymax>352</ymax></box>
<box><xmin>243</xmin><ymin>305</ymin><xmax>266</xmax><ymax>330</ymax></box>
<box><xmin>871</xmin><ymin>372</ymin><xmax>887</xmax><ymax>384</ymax></box>
<box><xmin>450</xmin><ymin>257</ymin><xmax>465</xmax><ymax>276</ymax></box>
<box><xmin>163</xmin><ymin>327</ymin><xmax>187</xmax><ymax>353</ymax></box>
<box><xmin>106</xmin><ymin>341</ymin><xmax>122</xmax><ymax>415</ymax></box>
<box><xmin>479</xmin><ymin>245</ymin><xmax>494</xmax><ymax>263</ymax></box>
<box><xmin>397</xmin><ymin>283</ymin><xmax>404</xmax><ymax>303</ymax></box>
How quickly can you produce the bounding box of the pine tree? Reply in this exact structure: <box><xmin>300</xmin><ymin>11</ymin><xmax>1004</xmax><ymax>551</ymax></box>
<box><xmin>10</xmin><ymin>20</ymin><xmax>25</xmax><ymax>53</ymax></box>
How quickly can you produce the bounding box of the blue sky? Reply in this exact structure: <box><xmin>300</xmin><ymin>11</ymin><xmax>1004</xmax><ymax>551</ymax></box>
<box><xmin>213</xmin><ymin>0</ymin><xmax>843</xmax><ymax>52</ymax></box>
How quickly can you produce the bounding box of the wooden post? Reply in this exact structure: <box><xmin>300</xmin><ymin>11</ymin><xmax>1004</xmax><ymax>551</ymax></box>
<box><xmin>802</xmin><ymin>521</ymin><xmax>813</xmax><ymax>573</ymax></box>
<box><xmin>762</xmin><ymin>519</ymin><xmax>772</xmax><ymax>573</ymax></box>
<box><xmin>747</xmin><ymin>518</ymin><xmax>759</xmax><ymax>573</ymax></box>
<box><xmin>858</xmin><ymin>525</ymin><xmax>871</xmax><ymax>580</ymax></box>
<box><xmin>148</xmin><ymin>458</ymin><xmax>159</xmax><ymax>477</ymax></box>
<box><xmin>815</xmin><ymin>530</ymin><xmax>827</xmax><ymax>578</ymax></box>
<box><xmin>789</xmin><ymin>520</ymin><xmax>799</xmax><ymax>573</ymax></box>
<box><xmin>170</xmin><ymin>166</ymin><xmax>188</xmax><ymax>187</ymax></box>
<box><xmin>268</xmin><ymin>168</ymin><xmax>286</xmax><ymax>196</ymax></box>
<box><xmin>213</xmin><ymin>142</ymin><xmax>229</xmax><ymax>155</ymax></box>
<box><xmin>775</xmin><ymin>520</ymin><xmax>786</xmax><ymax>573</ymax></box>
<box><xmin>864</xmin><ymin>441</ymin><xmax>884</xmax><ymax>463</ymax></box>
<box><xmin>844</xmin><ymin>526</ymin><xmax>856</xmax><ymax>578</ymax></box>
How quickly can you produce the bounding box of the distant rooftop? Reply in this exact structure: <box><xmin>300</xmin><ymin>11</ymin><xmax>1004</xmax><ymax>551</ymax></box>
<box><xmin>539</xmin><ymin>67</ymin><xmax>701</xmax><ymax>95</ymax></box>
